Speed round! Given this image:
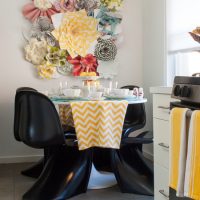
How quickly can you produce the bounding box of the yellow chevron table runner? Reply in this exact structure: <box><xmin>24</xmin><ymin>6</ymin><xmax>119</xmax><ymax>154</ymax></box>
<box><xmin>69</xmin><ymin>100</ymin><xmax>128</xmax><ymax>150</ymax></box>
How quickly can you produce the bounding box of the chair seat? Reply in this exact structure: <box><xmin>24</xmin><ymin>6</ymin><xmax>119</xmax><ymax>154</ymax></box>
<box><xmin>122</xmin><ymin>125</ymin><xmax>147</xmax><ymax>138</ymax></box>
<box><xmin>123</xmin><ymin>122</ymin><xmax>143</xmax><ymax>131</ymax></box>
<box><xmin>121</xmin><ymin>131</ymin><xmax>153</xmax><ymax>145</ymax></box>
<box><xmin>64</xmin><ymin>131</ymin><xmax>77</xmax><ymax>147</ymax></box>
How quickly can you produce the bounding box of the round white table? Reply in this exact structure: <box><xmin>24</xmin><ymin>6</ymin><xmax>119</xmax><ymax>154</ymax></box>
<box><xmin>52</xmin><ymin>98</ymin><xmax>147</xmax><ymax>105</ymax></box>
<box><xmin>52</xmin><ymin>97</ymin><xmax>147</xmax><ymax>190</ymax></box>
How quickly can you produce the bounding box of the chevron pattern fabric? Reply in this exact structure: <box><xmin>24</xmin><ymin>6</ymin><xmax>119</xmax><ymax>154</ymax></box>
<box><xmin>70</xmin><ymin>100</ymin><xmax>128</xmax><ymax>150</ymax></box>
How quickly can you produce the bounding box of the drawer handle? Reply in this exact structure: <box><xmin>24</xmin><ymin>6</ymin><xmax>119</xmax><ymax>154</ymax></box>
<box><xmin>158</xmin><ymin>106</ymin><xmax>170</xmax><ymax>110</ymax></box>
<box><xmin>158</xmin><ymin>143</ymin><xmax>169</xmax><ymax>149</ymax></box>
<box><xmin>159</xmin><ymin>189</ymin><xmax>169</xmax><ymax>199</ymax></box>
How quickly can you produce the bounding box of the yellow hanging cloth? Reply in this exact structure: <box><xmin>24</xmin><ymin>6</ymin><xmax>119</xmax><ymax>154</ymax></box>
<box><xmin>169</xmin><ymin>107</ymin><xmax>189</xmax><ymax>197</ymax></box>
<box><xmin>184</xmin><ymin>111</ymin><xmax>200</xmax><ymax>200</ymax></box>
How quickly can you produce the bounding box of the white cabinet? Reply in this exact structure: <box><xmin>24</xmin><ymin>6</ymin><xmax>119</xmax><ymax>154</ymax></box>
<box><xmin>154</xmin><ymin>163</ymin><xmax>170</xmax><ymax>200</ymax></box>
<box><xmin>153</xmin><ymin>93</ymin><xmax>172</xmax><ymax>200</ymax></box>
<box><xmin>154</xmin><ymin>119</ymin><xmax>170</xmax><ymax>169</ymax></box>
<box><xmin>153</xmin><ymin>94</ymin><xmax>171</xmax><ymax>120</ymax></box>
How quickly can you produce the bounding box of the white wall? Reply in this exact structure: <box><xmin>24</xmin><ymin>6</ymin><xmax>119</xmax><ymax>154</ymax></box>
<box><xmin>0</xmin><ymin>0</ymin><xmax>143</xmax><ymax>163</ymax></box>
<box><xmin>142</xmin><ymin>0</ymin><xmax>167</xmax><ymax>156</ymax></box>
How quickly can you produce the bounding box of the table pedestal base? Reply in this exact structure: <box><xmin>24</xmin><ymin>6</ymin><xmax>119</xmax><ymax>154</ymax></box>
<box><xmin>88</xmin><ymin>164</ymin><xmax>117</xmax><ymax>189</ymax></box>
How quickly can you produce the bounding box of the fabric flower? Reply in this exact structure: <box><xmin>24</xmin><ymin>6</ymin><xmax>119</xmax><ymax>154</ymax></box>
<box><xmin>52</xmin><ymin>10</ymin><xmax>100</xmax><ymax>58</ymax></box>
<box><xmin>25</xmin><ymin>38</ymin><xmax>48</xmax><ymax>65</ymax></box>
<box><xmin>34</xmin><ymin>0</ymin><xmax>52</xmax><ymax>9</ymax></box>
<box><xmin>189</xmin><ymin>27</ymin><xmax>200</xmax><ymax>44</ymax></box>
<box><xmin>53</xmin><ymin>0</ymin><xmax>77</xmax><ymax>12</ymax></box>
<box><xmin>192</xmin><ymin>27</ymin><xmax>200</xmax><ymax>35</ymax></box>
<box><xmin>67</xmin><ymin>54</ymin><xmax>99</xmax><ymax>76</ymax></box>
<box><xmin>46</xmin><ymin>46</ymin><xmax>68</xmax><ymax>66</ymax></box>
<box><xmin>95</xmin><ymin>8</ymin><xmax>122</xmax><ymax>36</ymax></box>
<box><xmin>30</xmin><ymin>16</ymin><xmax>57</xmax><ymax>46</ymax></box>
<box><xmin>100</xmin><ymin>0</ymin><xmax>123</xmax><ymax>12</ymax></box>
<box><xmin>22</xmin><ymin>0</ymin><xmax>59</xmax><ymax>22</ymax></box>
<box><xmin>75</xmin><ymin>0</ymin><xmax>99</xmax><ymax>13</ymax></box>
<box><xmin>45</xmin><ymin>46</ymin><xmax>73</xmax><ymax>75</ymax></box>
<box><xmin>36</xmin><ymin>62</ymin><xmax>57</xmax><ymax>79</ymax></box>
<box><xmin>57</xmin><ymin>63</ymin><xmax>73</xmax><ymax>75</ymax></box>
<box><xmin>94</xmin><ymin>38</ymin><xmax>117</xmax><ymax>61</ymax></box>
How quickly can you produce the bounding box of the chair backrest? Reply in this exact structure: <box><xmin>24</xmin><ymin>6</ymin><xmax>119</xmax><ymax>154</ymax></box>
<box><xmin>14</xmin><ymin>90</ymin><xmax>65</xmax><ymax>148</ymax></box>
<box><xmin>16</xmin><ymin>87</ymin><xmax>37</xmax><ymax>93</ymax></box>
<box><xmin>14</xmin><ymin>87</ymin><xmax>37</xmax><ymax>141</ymax></box>
<box><xmin>121</xmin><ymin>85</ymin><xmax>146</xmax><ymax>130</ymax></box>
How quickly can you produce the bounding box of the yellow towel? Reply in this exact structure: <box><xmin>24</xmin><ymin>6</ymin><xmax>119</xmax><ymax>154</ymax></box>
<box><xmin>169</xmin><ymin>107</ymin><xmax>189</xmax><ymax>196</ymax></box>
<box><xmin>70</xmin><ymin>100</ymin><xmax>128</xmax><ymax>150</ymax></box>
<box><xmin>184</xmin><ymin>111</ymin><xmax>200</xmax><ymax>200</ymax></box>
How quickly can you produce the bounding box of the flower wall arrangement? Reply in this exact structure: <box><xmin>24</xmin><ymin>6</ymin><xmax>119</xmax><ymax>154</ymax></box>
<box><xmin>22</xmin><ymin>0</ymin><xmax>124</xmax><ymax>79</ymax></box>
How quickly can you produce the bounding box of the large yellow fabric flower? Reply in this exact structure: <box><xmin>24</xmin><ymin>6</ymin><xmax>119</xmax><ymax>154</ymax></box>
<box><xmin>52</xmin><ymin>10</ymin><xmax>100</xmax><ymax>58</ymax></box>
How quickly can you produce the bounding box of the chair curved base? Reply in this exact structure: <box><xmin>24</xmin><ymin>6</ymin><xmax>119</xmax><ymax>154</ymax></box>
<box><xmin>23</xmin><ymin>146</ymin><xmax>92</xmax><ymax>200</ymax></box>
<box><xmin>22</xmin><ymin>144</ymin><xmax>153</xmax><ymax>199</ymax></box>
<box><xmin>21</xmin><ymin>158</ymin><xmax>44</xmax><ymax>179</ymax></box>
<box><xmin>21</xmin><ymin>134</ymin><xmax>77</xmax><ymax>179</ymax></box>
<box><xmin>111</xmin><ymin>145</ymin><xmax>154</xmax><ymax>196</ymax></box>
<box><xmin>93</xmin><ymin>148</ymin><xmax>113</xmax><ymax>173</ymax></box>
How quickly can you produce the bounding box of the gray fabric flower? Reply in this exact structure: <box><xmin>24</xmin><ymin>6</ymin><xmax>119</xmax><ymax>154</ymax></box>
<box><xmin>30</xmin><ymin>16</ymin><xmax>56</xmax><ymax>46</ymax></box>
<box><xmin>94</xmin><ymin>38</ymin><xmax>117</xmax><ymax>61</ymax></box>
<box><xmin>57</xmin><ymin>62</ymin><xmax>73</xmax><ymax>75</ymax></box>
<box><xmin>75</xmin><ymin>0</ymin><xmax>99</xmax><ymax>13</ymax></box>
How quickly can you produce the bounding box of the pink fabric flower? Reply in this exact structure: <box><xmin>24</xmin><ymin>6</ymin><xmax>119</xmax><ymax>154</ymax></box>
<box><xmin>22</xmin><ymin>0</ymin><xmax>59</xmax><ymax>22</ymax></box>
<box><xmin>53</xmin><ymin>0</ymin><xmax>77</xmax><ymax>12</ymax></box>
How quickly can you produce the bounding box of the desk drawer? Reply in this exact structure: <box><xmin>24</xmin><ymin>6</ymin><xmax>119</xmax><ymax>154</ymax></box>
<box><xmin>153</xmin><ymin>94</ymin><xmax>171</xmax><ymax>121</ymax></box>
<box><xmin>154</xmin><ymin>163</ymin><xmax>169</xmax><ymax>200</ymax></box>
<box><xmin>154</xmin><ymin>119</ymin><xmax>170</xmax><ymax>169</ymax></box>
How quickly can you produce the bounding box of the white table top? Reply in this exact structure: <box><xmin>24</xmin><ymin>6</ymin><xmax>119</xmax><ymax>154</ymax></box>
<box><xmin>52</xmin><ymin>98</ymin><xmax>147</xmax><ymax>105</ymax></box>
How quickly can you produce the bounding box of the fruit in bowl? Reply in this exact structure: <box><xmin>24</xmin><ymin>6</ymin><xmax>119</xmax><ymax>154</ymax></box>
<box><xmin>80</xmin><ymin>72</ymin><xmax>98</xmax><ymax>77</ymax></box>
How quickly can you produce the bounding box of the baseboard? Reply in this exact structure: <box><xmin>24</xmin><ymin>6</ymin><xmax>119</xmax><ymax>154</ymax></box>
<box><xmin>0</xmin><ymin>155</ymin><xmax>43</xmax><ymax>164</ymax></box>
<box><xmin>143</xmin><ymin>151</ymin><xmax>153</xmax><ymax>161</ymax></box>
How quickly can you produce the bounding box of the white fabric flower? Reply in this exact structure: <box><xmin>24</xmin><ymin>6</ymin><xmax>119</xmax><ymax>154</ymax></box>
<box><xmin>34</xmin><ymin>0</ymin><xmax>52</xmax><ymax>10</ymax></box>
<box><xmin>25</xmin><ymin>38</ymin><xmax>48</xmax><ymax>65</ymax></box>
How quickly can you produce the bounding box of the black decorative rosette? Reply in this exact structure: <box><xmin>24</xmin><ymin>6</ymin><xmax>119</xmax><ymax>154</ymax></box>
<box><xmin>94</xmin><ymin>38</ymin><xmax>117</xmax><ymax>61</ymax></box>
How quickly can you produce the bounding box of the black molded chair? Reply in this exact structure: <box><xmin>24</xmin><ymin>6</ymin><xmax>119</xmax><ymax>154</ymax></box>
<box><xmin>93</xmin><ymin>85</ymin><xmax>154</xmax><ymax>196</ymax></box>
<box><xmin>121</xmin><ymin>85</ymin><xmax>146</xmax><ymax>138</ymax></box>
<box><xmin>14</xmin><ymin>87</ymin><xmax>77</xmax><ymax>179</ymax></box>
<box><xmin>112</xmin><ymin>133</ymin><xmax>154</xmax><ymax>196</ymax></box>
<box><xmin>14</xmin><ymin>89</ymin><xmax>92</xmax><ymax>200</ymax></box>
<box><xmin>14</xmin><ymin>87</ymin><xmax>45</xmax><ymax>179</ymax></box>
<box><xmin>113</xmin><ymin>85</ymin><xmax>153</xmax><ymax>195</ymax></box>
<box><xmin>14</xmin><ymin>87</ymin><xmax>37</xmax><ymax>141</ymax></box>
